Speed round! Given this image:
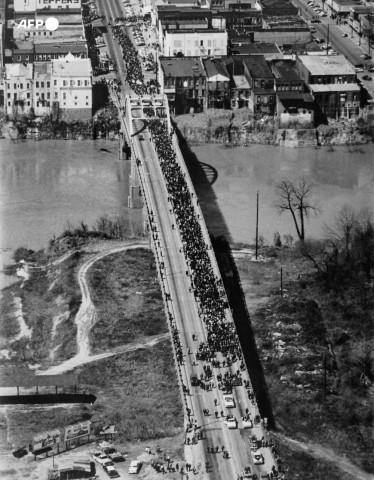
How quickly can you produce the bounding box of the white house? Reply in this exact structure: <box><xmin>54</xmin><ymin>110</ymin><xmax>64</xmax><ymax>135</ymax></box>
<box><xmin>51</xmin><ymin>53</ymin><xmax>92</xmax><ymax>119</ymax></box>
<box><xmin>162</xmin><ymin>29</ymin><xmax>228</xmax><ymax>57</ymax></box>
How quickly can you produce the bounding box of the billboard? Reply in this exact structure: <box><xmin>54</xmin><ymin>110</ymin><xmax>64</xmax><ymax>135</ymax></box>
<box><xmin>33</xmin><ymin>430</ymin><xmax>61</xmax><ymax>451</ymax></box>
<box><xmin>64</xmin><ymin>421</ymin><xmax>91</xmax><ymax>442</ymax></box>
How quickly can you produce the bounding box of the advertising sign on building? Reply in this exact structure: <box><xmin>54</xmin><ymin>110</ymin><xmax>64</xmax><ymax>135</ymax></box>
<box><xmin>33</xmin><ymin>430</ymin><xmax>61</xmax><ymax>451</ymax></box>
<box><xmin>64</xmin><ymin>421</ymin><xmax>91</xmax><ymax>442</ymax></box>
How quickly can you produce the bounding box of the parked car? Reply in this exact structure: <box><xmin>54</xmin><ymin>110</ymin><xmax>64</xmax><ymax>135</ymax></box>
<box><xmin>362</xmin><ymin>75</ymin><xmax>371</xmax><ymax>80</ymax></box>
<box><xmin>94</xmin><ymin>453</ymin><xmax>110</xmax><ymax>465</ymax></box>
<box><xmin>342</xmin><ymin>33</ymin><xmax>348</xmax><ymax>37</ymax></box>
<box><xmin>355</xmin><ymin>63</ymin><xmax>364</xmax><ymax>68</ymax></box>
<box><xmin>223</xmin><ymin>395</ymin><xmax>235</xmax><ymax>408</ymax></box>
<box><xmin>311</xmin><ymin>19</ymin><xmax>321</xmax><ymax>23</ymax></box>
<box><xmin>108</xmin><ymin>451</ymin><xmax>125</xmax><ymax>462</ymax></box>
<box><xmin>104</xmin><ymin>465</ymin><xmax>120</xmax><ymax>478</ymax></box>
<box><xmin>243</xmin><ymin>418</ymin><xmax>253</xmax><ymax>428</ymax></box>
<box><xmin>356</xmin><ymin>68</ymin><xmax>364</xmax><ymax>73</ymax></box>
<box><xmin>129</xmin><ymin>460</ymin><xmax>142</xmax><ymax>474</ymax></box>
<box><xmin>225</xmin><ymin>417</ymin><xmax>237</xmax><ymax>429</ymax></box>
<box><xmin>252</xmin><ymin>453</ymin><xmax>265</xmax><ymax>465</ymax></box>
<box><xmin>369</xmin><ymin>66</ymin><xmax>374</xmax><ymax>72</ymax></box>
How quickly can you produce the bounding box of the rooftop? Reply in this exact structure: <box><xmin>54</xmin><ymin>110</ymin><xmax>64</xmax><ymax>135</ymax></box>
<box><xmin>35</xmin><ymin>44</ymin><xmax>87</xmax><ymax>54</ymax></box>
<box><xmin>233</xmin><ymin>75</ymin><xmax>251</xmax><ymax>89</ymax></box>
<box><xmin>52</xmin><ymin>53</ymin><xmax>92</xmax><ymax>77</ymax></box>
<box><xmin>164</xmin><ymin>28</ymin><xmax>226</xmax><ymax>33</ymax></box>
<box><xmin>203</xmin><ymin>58</ymin><xmax>230</xmax><ymax>79</ymax></box>
<box><xmin>310</xmin><ymin>83</ymin><xmax>360</xmax><ymax>92</ymax></box>
<box><xmin>331</xmin><ymin>0</ymin><xmax>358</xmax><ymax>5</ymax></box>
<box><xmin>160</xmin><ymin>56</ymin><xmax>206</xmax><ymax>77</ymax></box>
<box><xmin>231</xmin><ymin>42</ymin><xmax>281</xmax><ymax>55</ymax></box>
<box><xmin>272</xmin><ymin>60</ymin><xmax>301</xmax><ymax>81</ymax></box>
<box><xmin>34</xmin><ymin>62</ymin><xmax>52</xmax><ymax>76</ymax></box>
<box><xmin>277</xmin><ymin>91</ymin><xmax>314</xmax><ymax>102</ymax></box>
<box><xmin>298</xmin><ymin>55</ymin><xmax>356</xmax><ymax>76</ymax></box>
<box><xmin>5</xmin><ymin>63</ymin><xmax>33</xmax><ymax>78</ymax></box>
<box><xmin>243</xmin><ymin>56</ymin><xmax>273</xmax><ymax>77</ymax></box>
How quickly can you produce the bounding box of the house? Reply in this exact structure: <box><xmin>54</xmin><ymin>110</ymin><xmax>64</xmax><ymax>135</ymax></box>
<box><xmin>203</xmin><ymin>57</ymin><xmax>230</xmax><ymax>108</ymax></box>
<box><xmin>159</xmin><ymin>56</ymin><xmax>207</xmax><ymax>114</ymax></box>
<box><xmin>4</xmin><ymin>63</ymin><xmax>33</xmax><ymax>116</ymax></box>
<box><xmin>223</xmin><ymin>56</ymin><xmax>251</xmax><ymax>109</ymax></box>
<box><xmin>52</xmin><ymin>54</ymin><xmax>92</xmax><ymax>119</ymax></box>
<box><xmin>161</xmin><ymin>28</ymin><xmax>228</xmax><ymax>57</ymax></box>
<box><xmin>296</xmin><ymin>55</ymin><xmax>360</xmax><ymax>119</ymax></box>
<box><xmin>243</xmin><ymin>56</ymin><xmax>275</xmax><ymax>114</ymax></box>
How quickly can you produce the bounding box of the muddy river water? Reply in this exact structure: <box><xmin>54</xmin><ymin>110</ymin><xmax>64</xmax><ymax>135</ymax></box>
<box><xmin>1</xmin><ymin>139</ymin><xmax>373</xmax><ymax>289</ymax></box>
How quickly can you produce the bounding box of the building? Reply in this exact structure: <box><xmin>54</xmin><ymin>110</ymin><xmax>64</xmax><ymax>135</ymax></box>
<box><xmin>325</xmin><ymin>0</ymin><xmax>357</xmax><ymax>19</ymax></box>
<box><xmin>243</xmin><ymin>55</ymin><xmax>275</xmax><ymax>114</ymax></box>
<box><xmin>161</xmin><ymin>28</ymin><xmax>228</xmax><ymax>57</ymax></box>
<box><xmin>348</xmin><ymin>6</ymin><xmax>374</xmax><ymax>43</ymax></box>
<box><xmin>212</xmin><ymin>8</ymin><xmax>262</xmax><ymax>29</ymax></box>
<box><xmin>33</xmin><ymin>62</ymin><xmax>52</xmax><ymax>116</ymax></box>
<box><xmin>52</xmin><ymin>54</ymin><xmax>92</xmax><ymax>119</ymax></box>
<box><xmin>203</xmin><ymin>57</ymin><xmax>230</xmax><ymax>108</ymax></box>
<box><xmin>230</xmin><ymin>41</ymin><xmax>283</xmax><ymax>60</ymax></box>
<box><xmin>12</xmin><ymin>42</ymin><xmax>87</xmax><ymax>64</ymax></box>
<box><xmin>4</xmin><ymin>63</ymin><xmax>33</xmax><ymax>116</ymax></box>
<box><xmin>14</xmin><ymin>11</ymin><xmax>84</xmax><ymax>42</ymax></box>
<box><xmin>270</xmin><ymin>59</ymin><xmax>305</xmax><ymax>92</ymax></box>
<box><xmin>223</xmin><ymin>56</ymin><xmax>248</xmax><ymax>108</ymax></box>
<box><xmin>14</xmin><ymin>0</ymin><xmax>82</xmax><ymax>13</ymax></box>
<box><xmin>296</xmin><ymin>55</ymin><xmax>360</xmax><ymax>119</ymax></box>
<box><xmin>4</xmin><ymin>54</ymin><xmax>92</xmax><ymax>119</ymax></box>
<box><xmin>159</xmin><ymin>56</ymin><xmax>207</xmax><ymax>114</ymax></box>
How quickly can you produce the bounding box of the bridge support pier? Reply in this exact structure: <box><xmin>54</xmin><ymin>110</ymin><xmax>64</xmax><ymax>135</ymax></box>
<box><xmin>118</xmin><ymin>133</ymin><xmax>131</xmax><ymax>160</ymax></box>
<box><xmin>128</xmin><ymin>153</ymin><xmax>144</xmax><ymax>210</ymax></box>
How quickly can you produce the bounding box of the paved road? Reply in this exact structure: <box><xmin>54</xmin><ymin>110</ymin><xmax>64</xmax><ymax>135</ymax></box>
<box><xmin>93</xmin><ymin>1</ymin><xmax>279</xmax><ymax>477</ymax></box>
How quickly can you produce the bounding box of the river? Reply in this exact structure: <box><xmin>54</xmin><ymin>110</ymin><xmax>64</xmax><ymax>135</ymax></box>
<box><xmin>1</xmin><ymin>140</ymin><xmax>373</xmax><ymax>289</ymax></box>
<box><xmin>188</xmin><ymin>143</ymin><xmax>374</xmax><ymax>245</ymax></box>
<box><xmin>0</xmin><ymin>139</ymin><xmax>140</xmax><ymax>290</ymax></box>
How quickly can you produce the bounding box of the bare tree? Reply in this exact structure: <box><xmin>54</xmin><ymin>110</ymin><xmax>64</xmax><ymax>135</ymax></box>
<box><xmin>275</xmin><ymin>179</ymin><xmax>320</xmax><ymax>241</ymax></box>
<box><xmin>325</xmin><ymin>205</ymin><xmax>358</xmax><ymax>252</ymax></box>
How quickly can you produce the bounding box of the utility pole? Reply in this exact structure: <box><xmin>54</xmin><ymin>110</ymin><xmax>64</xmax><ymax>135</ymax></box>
<box><xmin>280</xmin><ymin>267</ymin><xmax>283</xmax><ymax>297</ymax></box>
<box><xmin>255</xmin><ymin>191</ymin><xmax>259</xmax><ymax>259</ymax></box>
<box><xmin>326</xmin><ymin>23</ymin><xmax>330</xmax><ymax>56</ymax></box>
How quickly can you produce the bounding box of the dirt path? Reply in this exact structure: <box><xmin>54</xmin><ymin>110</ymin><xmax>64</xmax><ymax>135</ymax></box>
<box><xmin>273</xmin><ymin>432</ymin><xmax>374</xmax><ymax>480</ymax></box>
<box><xmin>39</xmin><ymin>242</ymin><xmax>149</xmax><ymax>375</ymax></box>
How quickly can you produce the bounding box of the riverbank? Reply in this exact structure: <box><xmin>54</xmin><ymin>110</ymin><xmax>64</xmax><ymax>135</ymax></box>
<box><xmin>0</xmin><ymin>105</ymin><xmax>120</xmax><ymax>141</ymax></box>
<box><xmin>231</xmin><ymin>244</ymin><xmax>374</xmax><ymax>479</ymax></box>
<box><xmin>173</xmin><ymin>109</ymin><xmax>373</xmax><ymax>147</ymax></box>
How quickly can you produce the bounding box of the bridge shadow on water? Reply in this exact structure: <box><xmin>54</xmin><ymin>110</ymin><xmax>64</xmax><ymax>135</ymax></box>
<box><xmin>176</xmin><ymin>128</ymin><xmax>275</xmax><ymax>430</ymax></box>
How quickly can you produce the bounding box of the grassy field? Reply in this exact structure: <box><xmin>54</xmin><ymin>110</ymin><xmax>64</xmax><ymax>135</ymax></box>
<box><xmin>87</xmin><ymin>248</ymin><xmax>167</xmax><ymax>353</ymax></box>
<box><xmin>235</xmin><ymin>246</ymin><xmax>374</xmax><ymax>477</ymax></box>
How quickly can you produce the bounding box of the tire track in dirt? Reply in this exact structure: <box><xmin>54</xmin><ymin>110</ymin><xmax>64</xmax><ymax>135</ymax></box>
<box><xmin>39</xmin><ymin>242</ymin><xmax>151</xmax><ymax>375</ymax></box>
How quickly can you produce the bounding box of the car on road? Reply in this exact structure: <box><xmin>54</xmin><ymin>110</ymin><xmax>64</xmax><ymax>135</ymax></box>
<box><xmin>355</xmin><ymin>63</ymin><xmax>364</xmax><ymax>68</ymax></box>
<box><xmin>342</xmin><ymin>33</ymin><xmax>348</xmax><ymax>37</ymax></box>
<box><xmin>190</xmin><ymin>373</ymin><xmax>199</xmax><ymax>386</ymax></box>
<box><xmin>104</xmin><ymin>465</ymin><xmax>120</xmax><ymax>478</ymax></box>
<box><xmin>94</xmin><ymin>453</ymin><xmax>110</xmax><ymax>465</ymax></box>
<box><xmin>224</xmin><ymin>417</ymin><xmax>237</xmax><ymax>429</ymax></box>
<box><xmin>129</xmin><ymin>460</ymin><xmax>142</xmax><ymax>474</ymax></box>
<box><xmin>356</xmin><ymin>68</ymin><xmax>364</xmax><ymax>73</ymax></box>
<box><xmin>309</xmin><ymin>27</ymin><xmax>316</xmax><ymax>32</ymax></box>
<box><xmin>223</xmin><ymin>395</ymin><xmax>235</xmax><ymax>408</ymax></box>
<box><xmin>362</xmin><ymin>75</ymin><xmax>371</xmax><ymax>80</ymax></box>
<box><xmin>251</xmin><ymin>453</ymin><xmax>265</xmax><ymax>465</ymax></box>
<box><xmin>311</xmin><ymin>19</ymin><xmax>321</xmax><ymax>23</ymax></box>
<box><xmin>369</xmin><ymin>66</ymin><xmax>374</xmax><ymax>72</ymax></box>
<box><xmin>318</xmin><ymin>11</ymin><xmax>327</xmax><ymax>16</ymax></box>
<box><xmin>243</xmin><ymin>418</ymin><xmax>253</xmax><ymax>428</ymax></box>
